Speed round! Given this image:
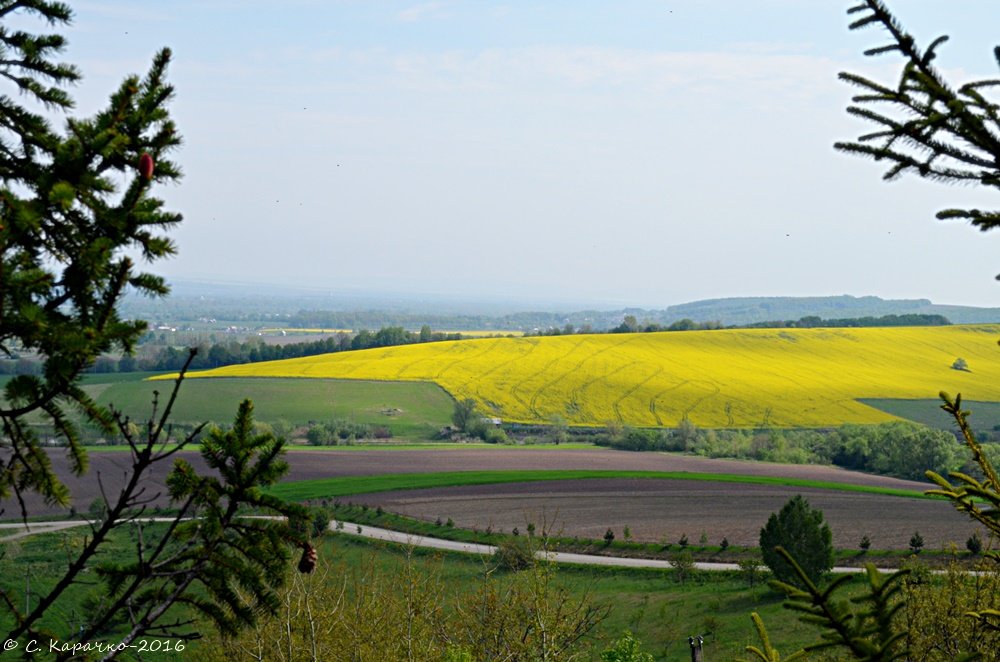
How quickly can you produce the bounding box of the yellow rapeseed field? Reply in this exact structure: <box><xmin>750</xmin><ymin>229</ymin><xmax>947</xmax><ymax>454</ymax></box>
<box><xmin>161</xmin><ymin>325</ymin><xmax>1000</xmax><ymax>428</ymax></box>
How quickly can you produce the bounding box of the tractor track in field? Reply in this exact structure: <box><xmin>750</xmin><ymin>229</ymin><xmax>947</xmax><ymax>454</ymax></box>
<box><xmin>452</xmin><ymin>339</ymin><xmax>538</xmax><ymax>392</ymax></box>
<box><xmin>520</xmin><ymin>337</ymin><xmax>591</xmax><ymax>420</ymax></box>
<box><xmin>574</xmin><ymin>361</ymin><xmax>642</xmax><ymax>423</ymax></box>
<box><xmin>647</xmin><ymin>379</ymin><xmax>692</xmax><ymax>426</ymax></box>
<box><xmin>612</xmin><ymin>366</ymin><xmax>664</xmax><ymax>425</ymax></box>
<box><xmin>432</xmin><ymin>339</ymin><xmax>505</xmax><ymax>380</ymax></box>
<box><xmin>680</xmin><ymin>383</ymin><xmax>721</xmax><ymax>423</ymax></box>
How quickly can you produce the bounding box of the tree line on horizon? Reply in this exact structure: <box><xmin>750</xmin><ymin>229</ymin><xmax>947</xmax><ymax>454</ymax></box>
<box><xmin>521</xmin><ymin>311</ymin><xmax>949</xmax><ymax>335</ymax></box>
<box><xmin>0</xmin><ymin>311</ymin><xmax>949</xmax><ymax>376</ymax></box>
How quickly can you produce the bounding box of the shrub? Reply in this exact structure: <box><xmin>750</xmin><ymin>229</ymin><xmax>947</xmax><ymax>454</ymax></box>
<box><xmin>311</xmin><ymin>509</ymin><xmax>330</xmax><ymax>538</ymax></box>
<box><xmin>859</xmin><ymin>535</ymin><xmax>871</xmax><ymax>552</ymax></box>
<box><xmin>603</xmin><ymin>528</ymin><xmax>615</xmax><ymax>546</ymax></box>
<box><xmin>669</xmin><ymin>551</ymin><xmax>696</xmax><ymax>584</ymax></box>
<box><xmin>909</xmin><ymin>531</ymin><xmax>925</xmax><ymax>554</ymax></box>
<box><xmin>88</xmin><ymin>497</ymin><xmax>108</xmax><ymax>523</ymax></box>
<box><xmin>492</xmin><ymin>537</ymin><xmax>534</xmax><ymax>572</ymax></box>
<box><xmin>966</xmin><ymin>532</ymin><xmax>982</xmax><ymax>556</ymax></box>
<box><xmin>600</xmin><ymin>630</ymin><xmax>654</xmax><ymax>662</ymax></box>
<box><xmin>738</xmin><ymin>554</ymin><xmax>764</xmax><ymax>589</ymax></box>
<box><xmin>483</xmin><ymin>427</ymin><xmax>509</xmax><ymax>444</ymax></box>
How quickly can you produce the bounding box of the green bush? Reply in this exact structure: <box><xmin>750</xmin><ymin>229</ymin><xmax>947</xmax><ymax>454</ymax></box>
<box><xmin>600</xmin><ymin>630</ymin><xmax>654</xmax><ymax>662</ymax></box>
<box><xmin>492</xmin><ymin>536</ymin><xmax>534</xmax><ymax>572</ymax></box>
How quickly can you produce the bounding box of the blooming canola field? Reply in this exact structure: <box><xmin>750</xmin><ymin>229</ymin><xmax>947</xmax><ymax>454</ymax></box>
<box><xmin>169</xmin><ymin>325</ymin><xmax>1000</xmax><ymax>428</ymax></box>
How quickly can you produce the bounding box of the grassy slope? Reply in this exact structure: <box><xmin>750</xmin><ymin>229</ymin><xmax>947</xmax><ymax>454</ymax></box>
<box><xmin>318</xmin><ymin>535</ymin><xmax>818</xmax><ymax>662</ymax></box>
<box><xmin>0</xmin><ymin>523</ymin><xmax>190</xmax><ymax>639</ymax></box>
<box><xmin>0</xmin><ymin>525</ymin><xmax>819</xmax><ymax>661</ymax></box>
<box><xmin>166</xmin><ymin>325</ymin><xmax>1000</xmax><ymax>428</ymax></box>
<box><xmin>97</xmin><ymin>377</ymin><xmax>453</xmax><ymax>439</ymax></box>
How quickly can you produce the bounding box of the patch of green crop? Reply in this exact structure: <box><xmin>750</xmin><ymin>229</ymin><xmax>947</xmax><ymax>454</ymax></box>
<box><xmin>268</xmin><ymin>469</ymin><xmax>933</xmax><ymax>502</ymax></box>
<box><xmin>97</xmin><ymin>377</ymin><xmax>453</xmax><ymax>440</ymax></box>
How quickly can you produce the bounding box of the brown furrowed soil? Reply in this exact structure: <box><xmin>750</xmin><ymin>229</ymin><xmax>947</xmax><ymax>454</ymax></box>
<box><xmin>348</xmin><ymin>478</ymin><xmax>973</xmax><ymax>550</ymax></box>
<box><xmin>4</xmin><ymin>447</ymin><xmax>973</xmax><ymax>551</ymax></box>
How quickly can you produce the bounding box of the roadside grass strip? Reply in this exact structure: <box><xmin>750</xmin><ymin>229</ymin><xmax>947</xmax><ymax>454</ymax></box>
<box><xmin>267</xmin><ymin>469</ymin><xmax>934</xmax><ymax>502</ymax></box>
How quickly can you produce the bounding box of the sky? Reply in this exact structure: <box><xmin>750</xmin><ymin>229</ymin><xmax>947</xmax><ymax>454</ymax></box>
<box><xmin>44</xmin><ymin>1</ymin><xmax>1000</xmax><ymax>308</ymax></box>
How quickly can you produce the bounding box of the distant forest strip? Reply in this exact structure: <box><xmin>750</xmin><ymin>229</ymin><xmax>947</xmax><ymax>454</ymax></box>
<box><xmin>539</xmin><ymin>312</ymin><xmax>951</xmax><ymax>336</ymax></box>
<box><xmin>144</xmin><ymin>326</ymin><xmax>472</xmax><ymax>372</ymax></box>
<box><xmin>250</xmin><ymin>310</ymin><xmax>950</xmax><ymax>335</ymax></box>
<box><xmin>1</xmin><ymin>326</ymin><xmax>477</xmax><ymax>374</ymax></box>
<box><xmin>0</xmin><ymin>313</ymin><xmax>951</xmax><ymax>375</ymax></box>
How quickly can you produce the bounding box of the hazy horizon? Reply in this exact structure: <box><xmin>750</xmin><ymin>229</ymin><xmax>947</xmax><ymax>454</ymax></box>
<box><xmin>61</xmin><ymin>1</ymin><xmax>1000</xmax><ymax>308</ymax></box>
<box><xmin>153</xmin><ymin>277</ymin><xmax>1000</xmax><ymax>317</ymax></box>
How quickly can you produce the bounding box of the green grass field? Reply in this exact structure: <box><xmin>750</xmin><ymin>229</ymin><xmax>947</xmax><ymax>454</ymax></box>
<box><xmin>0</xmin><ymin>523</ymin><xmax>189</xmax><ymax>640</ymax></box>
<box><xmin>0</xmin><ymin>525</ymin><xmax>820</xmax><ymax>662</ymax></box>
<box><xmin>266</xmin><ymin>469</ymin><xmax>931</xmax><ymax>502</ymax></box>
<box><xmin>95</xmin><ymin>376</ymin><xmax>453</xmax><ymax>440</ymax></box>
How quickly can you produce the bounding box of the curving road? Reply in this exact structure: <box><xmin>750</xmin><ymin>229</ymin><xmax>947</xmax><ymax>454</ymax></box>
<box><xmin>331</xmin><ymin>520</ymin><xmax>873</xmax><ymax>574</ymax></box>
<box><xmin>2</xmin><ymin>517</ymin><xmax>876</xmax><ymax>573</ymax></box>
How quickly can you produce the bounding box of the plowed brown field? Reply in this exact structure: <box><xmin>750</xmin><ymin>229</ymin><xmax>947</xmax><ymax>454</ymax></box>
<box><xmin>7</xmin><ymin>447</ymin><xmax>975</xmax><ymax>550</ymax></box>
<box><xmin>348</xmin><ymin>478</ymin><xmax>971</xmax><ymax>550</ymax></box>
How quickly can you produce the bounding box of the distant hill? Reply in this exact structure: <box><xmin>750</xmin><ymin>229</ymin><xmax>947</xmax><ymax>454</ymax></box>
<box><xmin>123</xmin><ymin>286</ymin><xmax>1000</xmax><ymax>332</ymax></box>
<box><xmin>646</xmin><ymin>295</ymin><xmax>1000</xmax><ymax>327</ymax></box>
<box><xmin>511</xmin><ymin>295</ymin><xmax>1000</xmax><ymax>331</ymax></box>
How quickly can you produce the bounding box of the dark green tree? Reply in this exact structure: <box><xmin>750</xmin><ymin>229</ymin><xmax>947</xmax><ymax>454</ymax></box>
<box><xmin>0</xmin><ymin>3</ymin><xmax>310</xmax><ymax>651</ymax></box>
<box><xmin>759</xmin><ymin>495</ymin><xmax>833</xmax><ymax>590</ymax></box>
<box><xmin>0</xmin><ymin>0</ymin><xmax>180</xmax><ymax>513</ymax></box>
<box><xmin>834</xmin><ymin>0</ymin><xmax>1000</xmax><ymax>252</ymax></box>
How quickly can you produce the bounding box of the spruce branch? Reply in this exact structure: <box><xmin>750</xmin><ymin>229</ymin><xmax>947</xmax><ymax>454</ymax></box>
<box><xmin>836</xmin><ymin>0</ymin><xmax>1000</xmax><ymax>260</ymax></box>
<box><xmin>766</xmin><ymin>547</ymin><xmax>911</xmax><ymax>661</ymax></box>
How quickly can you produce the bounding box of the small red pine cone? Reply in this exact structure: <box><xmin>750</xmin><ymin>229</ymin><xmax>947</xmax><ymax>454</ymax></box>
<box><xmin>138</xmin><ymin>152</ymin><xmax>154</xmax><ymax>180</ymax></box>
<box><xmin>298</xmin><ymin>542</ymin><xmax>318</xmax><ymax>574</ymax></box>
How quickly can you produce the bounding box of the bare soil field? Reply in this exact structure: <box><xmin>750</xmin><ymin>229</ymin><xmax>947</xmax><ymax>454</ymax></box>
<box><xmin>4</xmin><ymin>448</ymin><xmax>969</xmax><ymax>551</ymax></box>
<box><xmin>348</xmin><ymin>478</ymin><xmax>973</xmax><ymax>550</ymax></box>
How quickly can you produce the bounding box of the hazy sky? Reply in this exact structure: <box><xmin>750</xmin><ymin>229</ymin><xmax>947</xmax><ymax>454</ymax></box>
<box><xmin>54</xmin><ymin>1</ymin><xmax>1000</xmax><ymax>308</ymax></box>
